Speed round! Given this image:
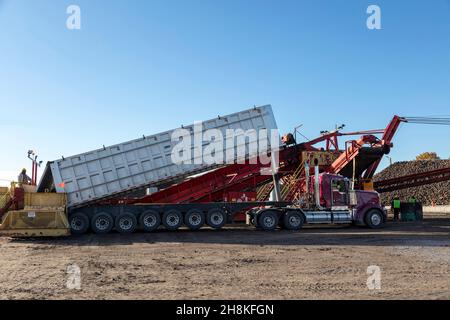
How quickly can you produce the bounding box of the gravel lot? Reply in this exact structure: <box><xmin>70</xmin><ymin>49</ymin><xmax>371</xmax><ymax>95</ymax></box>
<box><xmin>1</xmin><ymin>213</ymin><xmax>449</xmax><ymax>300</ymax></box>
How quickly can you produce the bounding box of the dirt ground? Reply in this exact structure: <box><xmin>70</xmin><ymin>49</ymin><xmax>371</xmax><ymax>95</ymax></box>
<box><xmin>1</xmin><ymin>213</ymin><xmax>449</xmax><ymax>300</ymax></box>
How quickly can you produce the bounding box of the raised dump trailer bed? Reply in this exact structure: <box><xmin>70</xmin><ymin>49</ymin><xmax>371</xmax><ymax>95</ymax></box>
<box><xmin>38</xmin><ymin>105</ymin><xmax>278</xmax><ymax>209</ymax></box>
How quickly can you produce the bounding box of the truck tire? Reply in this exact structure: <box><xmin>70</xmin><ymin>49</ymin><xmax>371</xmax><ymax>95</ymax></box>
<box><xmin>69</xmin><ymin>212</ymin><xmax>90</xmax><ymax>235</ymax></box>
<box><xmin>365</xmin><ymin>209</ymin><xmax>385</xmax><ymax>229</ymax></box>
<box><xmin>140</xmin><ymin>210</ymin><xmax>161</xmax><ymax>232</ymax></box>
<box><xmin>206</xmin><ymin>209</ymin><xmax>226</xmax><ymax>229</ymax></box>
<box><xmin>258</xmin><ymin>210</ymin><xmax>279</xmax><ymax>231</ymax></box>
<box><xmin>283</xmin><ymin>211</ymin><xmax>304</xmax><ymax>230</ymax></box>
<box><xmin>185</xmin><ymin>209</ymin><xmax>205</xmax><ymax>230</ymax></box>
<box><xmin>162</xmin><ymin>210</ymin><xmax>183</xmax><ymax>231</ymax></box>
<box><xmin>91</xmin><ymin>212</ymin><xmax>114</xmax><ymax>234</ymax></box>
<box><xmin>115</xmin><ymin>212</ymin><xmax>137</xmax><ymax>234</ymax></box>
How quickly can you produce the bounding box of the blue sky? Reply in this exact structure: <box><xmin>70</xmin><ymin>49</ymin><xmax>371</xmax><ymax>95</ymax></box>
<box><xmin>0</xmin><ymin>0</ymin><xmax>449</xmax><ymax>185</ymax></box>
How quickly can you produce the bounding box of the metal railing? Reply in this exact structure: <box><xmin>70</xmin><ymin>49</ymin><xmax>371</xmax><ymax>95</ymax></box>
<box><xmin>0</xmin><ymin>186</ymin><xmax>12</xmax><ymax>211</ymax></box>
<box><xmin>256</xmin><ymin>182</ymin><xmax>274</xmax><ymax>201</ymax></box>
<box><xmin>280</xmin><ymin>162</ymin><xmax>305</xmax><ymax>200</ymax></box>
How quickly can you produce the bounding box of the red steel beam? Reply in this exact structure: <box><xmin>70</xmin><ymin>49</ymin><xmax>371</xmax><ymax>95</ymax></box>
<box><xmin>130</xmin><ymin>147</ymin><xmax>301</xmax><ymax>204</ymax></box>
<box><xmin>363</xmin><ymin>115</ymin><xmax>405</xmax><ymax>179</ymax></box>
<box><xmin>329</xmin><ymin>135</ymin><xmax>381</xmax><ymax>174</ymax></box>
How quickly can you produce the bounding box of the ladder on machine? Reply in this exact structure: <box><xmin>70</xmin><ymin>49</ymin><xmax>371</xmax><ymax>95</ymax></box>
<box><xmin>256</xmin><ymin>182</ymin><xmax>274</xmax><ymax>201</ymax></box>
<box><xmin>281</xmin><ymin>162</ymin><xmax>305</xmax><ymax>201</ymax></box>
<box><xmin>257</xmin><ymin>162</ymin><xmax>306</xmax><ymax>201</ymax></box>
<box><xmin>0</xmin><ymin>184</ymin><xmax>13</xmax><ymax>219</ymax></box>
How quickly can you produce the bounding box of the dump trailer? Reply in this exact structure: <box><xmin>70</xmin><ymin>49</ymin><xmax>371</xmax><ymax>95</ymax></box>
<box><xmin>2</xmin><ymin>105</ymin><xmax>279</xmax><ymax>236</ymax></box>
<box><xmin>38</xmin><ymin>105</ymin><xmax>278</xmax><ymax>208</ymax></box>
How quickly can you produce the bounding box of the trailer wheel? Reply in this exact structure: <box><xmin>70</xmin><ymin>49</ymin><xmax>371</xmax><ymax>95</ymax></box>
<box><xmin>69</xmin><ymin>212</ymin><xmax>89</xmax><ymax>235</ymax></box>
<box><xmin>140</xmin><ymin>210</ymin><xmax>161</xmax><ymax>232</ymax></box>
<box><xmin>115</xmin><ymin>212</ymin><xmax>137</xmax><ymax>234</ymax></box>
<box><xmin>162</xmin><ymin>210</ymin><xmax>183</xmax><ymax>231</ymax></box>
<box><xmin>258</xmin><ymin>210</ymin><xmax>279</xmax><ymax>231</ymax></box>
<box><xmin>91</xmin><ymin>212</ymin><xmax>114</xmax><ymax>234</ymax></box>
<box><xmin>206</xmin><ymin>209</ymin><xmax>226</xmax><ymax>229</ymax></box>
<box><xmin>283</xmin><ymin>211</ymin><xmax>304</xmax><ymax>230</ymax></box>
<box><xmin>365</xmin><ymin>209</ymin><xmax>385</xmax><ymax>229</ymax></box>
<box><xmin>185</xmin><ymin>209</ymin><xmax>205</xmax><ymax>231</ymax></box>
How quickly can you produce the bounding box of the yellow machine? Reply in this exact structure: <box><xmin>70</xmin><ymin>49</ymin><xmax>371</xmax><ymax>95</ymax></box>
<box><xmin>0</xmin><ymin>183</ymin><xmax>70</xmax><ymax>237</ymax></box>
<box><xmin>361</xmin><ymin>179</ymin><xmax>375</xmax><ymax>191</ymax></box>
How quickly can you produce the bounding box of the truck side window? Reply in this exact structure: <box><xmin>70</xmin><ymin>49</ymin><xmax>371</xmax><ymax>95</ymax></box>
<box><xmin>332</xmin><ymin>179</ymin><xmax>348</xmax><ymax>205</ymax></box>
<box><xmin>332</xmin><ymin>180</ymin><xmax>346</xmax><ymax>193</ymax></box>
<box><xmin>338</xmin><ymin>180</ymin><xmax>347</xmax><ymax>193</ymax></box>
<box><xmin>331</xmin><ymin>181</ymin><xmax>338</xmax><ymax>192</ymax></box>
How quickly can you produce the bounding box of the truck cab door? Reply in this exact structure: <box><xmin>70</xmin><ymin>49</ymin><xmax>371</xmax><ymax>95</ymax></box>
<box><xmin>331</xmin><ymin>179</ymin><xmax>349</xmax><ymax>209</ymax></box>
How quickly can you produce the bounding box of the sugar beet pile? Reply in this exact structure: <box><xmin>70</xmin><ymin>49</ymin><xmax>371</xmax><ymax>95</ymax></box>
<box><xmin>374</xmin><ymin>160</ymin><xmax>450</xmax><ymax>206</ymax></box>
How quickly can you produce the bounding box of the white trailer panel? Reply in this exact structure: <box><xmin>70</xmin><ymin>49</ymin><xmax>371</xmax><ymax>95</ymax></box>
<box><xmin>38</xmin><ymin>105</ymin><xmax>278</xmax><ymax>208</ymax></box>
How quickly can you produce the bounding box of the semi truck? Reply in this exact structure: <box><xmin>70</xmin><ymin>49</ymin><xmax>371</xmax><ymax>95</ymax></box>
<box><xmin>5</xmin><ymin>105</ymin><xmax>446</xmax><ymax>237</ymax></box>
<box><xmin>0</xmin><ymin>168</ymin><xmax>386</xmax><ymax>236</ymax></box>
<box><xmin>71</xmin><ymin>170</ymin><xmax>387</xmax><ymax>235</ymax></box>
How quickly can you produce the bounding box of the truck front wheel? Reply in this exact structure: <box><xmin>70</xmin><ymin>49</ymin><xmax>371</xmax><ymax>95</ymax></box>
<box><xmin>365</xmin><ymin>209</ymin><xmax>385</xmax><ymax>229</ymax></box>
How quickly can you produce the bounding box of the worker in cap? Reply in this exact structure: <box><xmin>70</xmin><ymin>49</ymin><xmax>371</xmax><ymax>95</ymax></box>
<box><xmin>391</xmin><ymin>196</ymin><xmax>401</xmax><ymax>221</ymax></box>
<box><xmin>18</xmin><ymin>168</ymin><xmax>32</xmax><ymax>185</ymax></box>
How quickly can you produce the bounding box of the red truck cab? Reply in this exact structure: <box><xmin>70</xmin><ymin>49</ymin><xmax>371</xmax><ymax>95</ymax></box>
<box><xmin>251</xmin><ymin>172</ymin><xmax>387</xmax><ymax>231</ymax></box>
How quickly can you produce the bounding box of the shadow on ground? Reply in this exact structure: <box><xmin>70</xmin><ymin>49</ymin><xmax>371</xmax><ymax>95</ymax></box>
<box><xmin>8</xmin><ymin>217</ymin><xmax>450</xmax><ymax>248</ymax></box>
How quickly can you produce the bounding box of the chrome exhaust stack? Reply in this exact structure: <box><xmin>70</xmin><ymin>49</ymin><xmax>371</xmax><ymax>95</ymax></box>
<box><xmin>314</xmin><ymin>165</ymin><xmax>323</xmax><ymax>210</ymax></box>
